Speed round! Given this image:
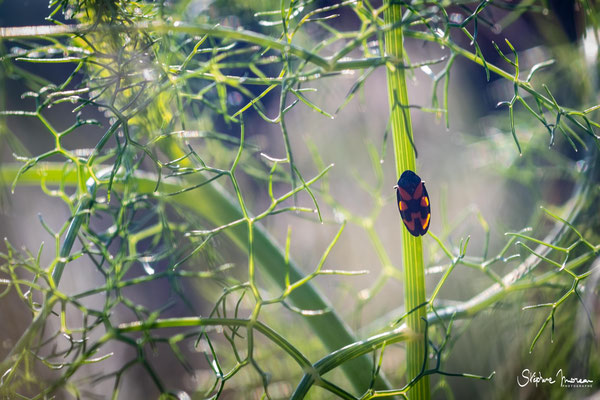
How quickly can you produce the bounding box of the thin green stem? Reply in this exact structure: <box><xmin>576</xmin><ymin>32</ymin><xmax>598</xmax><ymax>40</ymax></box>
<box><xmin>0</xmin><ymin>162</ymin><xmax>390</xmax><ymax>393</ymax></box>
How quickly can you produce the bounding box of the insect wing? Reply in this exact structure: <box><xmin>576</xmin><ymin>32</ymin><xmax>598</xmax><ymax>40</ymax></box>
<box><xmin>418</xmin><ymin>183</ymin><xmax>431</xmax><ymax>235</ymax></box>
<box><xmin>395</xmin><ymin>171</ymin><xmax>431</xmax><ymax>237</ymax></box>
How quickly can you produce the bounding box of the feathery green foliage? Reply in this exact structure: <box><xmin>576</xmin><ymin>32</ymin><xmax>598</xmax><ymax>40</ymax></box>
<box><xmin>1</xmin><ymin>1</ymin><xmax>600</xmax><ymax>399</ymax></box>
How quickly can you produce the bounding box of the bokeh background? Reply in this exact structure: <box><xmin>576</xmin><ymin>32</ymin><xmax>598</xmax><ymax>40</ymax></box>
<box><xmin>1</xmin><ymin>1</ymin><xmax>599</xmax><ymax>399</ymax></box>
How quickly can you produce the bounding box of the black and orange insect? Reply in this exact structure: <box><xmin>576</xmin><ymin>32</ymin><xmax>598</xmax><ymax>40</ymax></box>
<box><xmin>394</xmin><ymin>170</ymin><xmax>431</xmax><ymax>237</ymax></box>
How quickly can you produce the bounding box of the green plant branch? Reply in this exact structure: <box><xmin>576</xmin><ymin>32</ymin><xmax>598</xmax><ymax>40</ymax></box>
<box><xmin>404</xmin><ymin>29</ymin><xmax>600</xmax><ymax>143</ymax></box>
<box><xmin>118</xmin><ymin>317</ymin><xmax>314</xmax><ymax>373</ymax></box>
<box><xmin>0</xmin><ymin>186</ymin><xmax>95</xmax><ymax>386</ymax></box>
<box><xmin>0</xmin><ymin>20</ymin><xmax>597</xmax><ymax>121</ymax></box>
<box><xmin>384</xmin><ymin>2</ymin><xmax>430</xmax><ymax>399</ymax></box>
<box><xmin>3</xmin><ymin>4</ymin><xmax>600</xmax><ymax>397</ymax></box>
<box><xmin>0</xmin><ymin>162</ymin><xmax>390</xmax><ymax>394</ymax></box>
<box><xmin>291</xmin><ymin>178</ymin><xmax>596</xmax><ymax>398</ymax></box>
<box><xmin>0</xmin><ymin>23</ymin><xmax>391</xmax><ymax>72</ymax></box>
<box><xmin>5</xmin><ymin>20</ymin><xmax>599</xmax><ymax>154</ymax></box>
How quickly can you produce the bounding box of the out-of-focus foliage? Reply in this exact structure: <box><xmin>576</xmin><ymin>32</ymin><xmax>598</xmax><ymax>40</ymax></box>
<box><xmin>0</xmin><ymin>0</ymin><xmax>599</xmax><ymax>399</ymax></box>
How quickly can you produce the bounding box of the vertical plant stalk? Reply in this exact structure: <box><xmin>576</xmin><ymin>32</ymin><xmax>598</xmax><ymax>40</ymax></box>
<box><xmin>384</xmin><ymin>2</ymin><xmax>430</xmax><ymax>399</ymax></box>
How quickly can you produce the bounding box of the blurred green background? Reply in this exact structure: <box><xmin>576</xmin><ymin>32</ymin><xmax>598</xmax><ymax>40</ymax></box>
<box><xmin>1</xmin><ymin>1</ymin><xmax>599</xmax><ymax>399</ymax></box>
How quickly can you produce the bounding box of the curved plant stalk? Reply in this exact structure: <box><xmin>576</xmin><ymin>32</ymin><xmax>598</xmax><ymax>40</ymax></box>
<box><xmin>0</xmin><ymin>163</ymin><xmax>390</xmax><ymax>393</ymax></box>
<box><xmin>0</xmin><ymin>23</ymin><xmax>390</xmax><ymax>72</ymax></box>
<box><xmin>0</xmin><ymin>179</ymin><xmax>95</xmax><ymax>386</ymax></box>
<box><xmin>291</xmin><ymin>151</ymin><xmax>596</xmax><ymax>398</ymax></box>
<box><xmin>384</xmin><ymin>2</ymin><xmax>430</xmax><ymax>399</ymax></box>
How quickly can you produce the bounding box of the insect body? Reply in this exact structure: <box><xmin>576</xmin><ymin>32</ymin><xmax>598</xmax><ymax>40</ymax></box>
<box><xmin>394</xmin><ymin>170</ymin><xmax>431</xmax><ymax>237</ymax></box>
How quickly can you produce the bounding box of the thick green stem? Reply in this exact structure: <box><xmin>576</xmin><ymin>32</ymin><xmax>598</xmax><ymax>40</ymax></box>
<box><xmin>384</xmin><ymin>3</ymin><xmax>430</xmax><ymax>399</ymax></box>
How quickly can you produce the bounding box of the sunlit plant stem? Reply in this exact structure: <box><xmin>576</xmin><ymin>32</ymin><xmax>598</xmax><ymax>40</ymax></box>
<box><xmin>384</xmin><ymin>2</ymin><xmax>430</xmax><ymax>399</ymax></box>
